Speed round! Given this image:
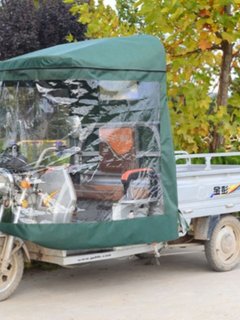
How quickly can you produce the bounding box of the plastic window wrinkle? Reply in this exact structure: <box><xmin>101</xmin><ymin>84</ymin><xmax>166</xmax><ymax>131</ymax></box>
<box><xmin>0</xmin><ymin>80</ymin><xmax>164</xmax><ymax>225</ymax></box>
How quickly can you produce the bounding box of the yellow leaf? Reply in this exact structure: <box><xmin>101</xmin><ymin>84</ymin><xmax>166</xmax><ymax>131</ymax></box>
<box><xmin>66</xmin><ymin>33</ymin><xmax>74</xmax><ymax>42</ymax></box>
<box><xmin>199</xmin><ymin>39</ymin><xmax>212</xmax><ymax>50</ymax></box>
<box><xmin>199</xmin><ymin>9</ymin><xmax>211</xmax><ymax>18</ymax></box>
<box><xmin>222</xmin><ymin>32</ymin><xmax>235</xmax><ymax>43</ymax></box>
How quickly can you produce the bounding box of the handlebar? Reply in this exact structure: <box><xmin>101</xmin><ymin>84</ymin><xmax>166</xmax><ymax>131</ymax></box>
<box><xmin>34</xmin><ymin>147</ymin><xmax>57</xmax><ymax>168</ymax></box>
<box><xmin>34</xmin><ymin>146</ymin><xmax>81</xmax><ymax>168</ymax></box>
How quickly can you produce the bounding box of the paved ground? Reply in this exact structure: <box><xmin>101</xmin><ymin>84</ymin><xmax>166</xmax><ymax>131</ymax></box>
<box><xmin>1</xmin><ymin>246</ymin><xmax>240</xmax><ymax>320</ymax></box>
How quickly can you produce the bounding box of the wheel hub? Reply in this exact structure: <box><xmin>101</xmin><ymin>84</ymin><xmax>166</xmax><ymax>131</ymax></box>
<box><xmin>220</xmin><ymin>231</ymin><xmax>236</xmax><ymax>254</ymax></box>
<box><xmin>0</xmin><ymin>259</ymin><xmax>15</xmax><ymax>293</ymax></box>
<box><xmin>216</xmin><ymin>226</ymin><xmax>238</xmax><ymax>261</ymax></box>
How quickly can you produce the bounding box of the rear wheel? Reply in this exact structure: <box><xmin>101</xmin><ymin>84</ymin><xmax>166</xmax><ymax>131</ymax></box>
<box><xmin>205</xmin><ymin>216</ymin><xmax>240</xmax><ymax>272</ymax></box>
<box><xmin>0</xmin><ymin>249</ymin><xmax>24</xmax><ymax>301</ymax></box>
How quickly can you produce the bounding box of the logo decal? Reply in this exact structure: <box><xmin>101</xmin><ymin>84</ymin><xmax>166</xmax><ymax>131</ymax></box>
<box><xmin>211</xmin><ymin>184</ymin><xmax>240</xmax><ymax>198</ymax></box>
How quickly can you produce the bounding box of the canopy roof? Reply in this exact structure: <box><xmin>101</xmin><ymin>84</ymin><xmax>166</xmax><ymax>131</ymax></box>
<box><xmin>0</xmin><ymin>35</ymin><xmax>166</xmax><ymax>81</ymax></box>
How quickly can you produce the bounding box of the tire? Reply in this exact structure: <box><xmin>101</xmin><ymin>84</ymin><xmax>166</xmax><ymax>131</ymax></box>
<box><xmin>205</xmin><ymin>216</ymin><xmax>240</xmax><ymax>272</ymax></box>
<box><xmin>0</xmin><ymin>249</ymin><xmax>24</xmax><ymax>301</ymax></box>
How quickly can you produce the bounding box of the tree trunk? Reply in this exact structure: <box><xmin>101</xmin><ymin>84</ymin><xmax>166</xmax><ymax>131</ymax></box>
<box><xmin>217</xmin><ymin>40</ymin><xmax>233</xmax><ymax>107</ymax></box>
<box><xmin>209</xmin><ymin>6</ymin><xmax>233</xmax><ymax>152</ymax></box>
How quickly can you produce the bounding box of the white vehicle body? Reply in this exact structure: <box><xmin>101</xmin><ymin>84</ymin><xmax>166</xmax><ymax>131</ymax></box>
<box><xmin>1</xmin><ymin>151</ymin><xmax>238</xmax><ymax>268</ymax></box>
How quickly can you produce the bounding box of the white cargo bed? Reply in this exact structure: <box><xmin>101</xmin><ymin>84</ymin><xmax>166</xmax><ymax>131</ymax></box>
<box><xmin>176</xmin><ymin>152</ymin><xmax>240</xmax><ymax>219</ymax></box>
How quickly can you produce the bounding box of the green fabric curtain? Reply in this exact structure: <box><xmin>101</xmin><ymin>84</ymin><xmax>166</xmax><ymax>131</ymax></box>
<box><xmin>0</xmin><ymin>35</ymin><xmax>179</xmax><ymax>250</ymax></box>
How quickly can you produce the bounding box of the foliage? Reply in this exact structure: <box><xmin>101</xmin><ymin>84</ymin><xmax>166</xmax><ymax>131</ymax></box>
<box><xmin>37</xmin><ymin>0</ymin><xmax>86</xmax><ymax>48</ymax></box>
<box><xmin>0</xmin><ymin>0</ymin><xmax>86</xmax><ymax>60</ymax></box>
<box><xmin>65</xmin><ymin>0</ymin><xmax>240</xmax><ymax>153</ymax></box>
<box><xmin>116</xmin><ymin>0</ymin><xmax>143</xmax><ymax>27</ymax></box>
<box><xmin>0</xmin><ymin>0</ymin><xmax>40</xmax><ymax>59</ymax></box>
<box><xmin>65</xmin><ymin>0</ymin><xmax>137</xmax><ymax>38</ymax></box>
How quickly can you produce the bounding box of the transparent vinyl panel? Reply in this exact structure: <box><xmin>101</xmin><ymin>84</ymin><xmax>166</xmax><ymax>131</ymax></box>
<box><xmin>0</xmin><ymin>80</ymin><xmax>164</xmax><ymax>224</ymax></box>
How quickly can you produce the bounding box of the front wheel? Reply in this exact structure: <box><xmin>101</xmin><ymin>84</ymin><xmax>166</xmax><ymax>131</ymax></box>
<box><xmin>0</xmin><ymin>248</ymin><xmax>24</xmax><ymax>301</ymax></box>
<box><xmin>205</xmin><ymin>216</ymin><xmax>240</xmax><ymax>272</ymax></box>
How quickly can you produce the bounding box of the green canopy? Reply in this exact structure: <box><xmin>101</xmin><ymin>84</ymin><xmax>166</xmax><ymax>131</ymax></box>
<box><xmin>0</xmin><ymin>35</ymin><xmax>178</xmax><ymax>250</ymax></box>
<box><xmin>0</xmin><ymin>35</ymin><xmax>166</xmax><ymax>81</ymax></box>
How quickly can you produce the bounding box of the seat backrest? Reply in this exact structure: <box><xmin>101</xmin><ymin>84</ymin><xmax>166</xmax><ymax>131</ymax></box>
<box><xmin>99</xmin><ymin>127</ymin><xmax>137</xmax><ymax>174</ymax></box>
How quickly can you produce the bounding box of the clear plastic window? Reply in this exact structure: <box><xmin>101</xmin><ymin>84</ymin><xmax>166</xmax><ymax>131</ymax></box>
<box><xmin>0</xmin><ymin>80</ymin><xmax>164</xmax><ymax>224</ymax></box>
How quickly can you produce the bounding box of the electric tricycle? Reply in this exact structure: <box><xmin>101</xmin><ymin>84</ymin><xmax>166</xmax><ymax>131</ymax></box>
<box><xmin>0</xmin><ymin>35</ymin><xmax>240</xmax><ymax>301</ymax></box>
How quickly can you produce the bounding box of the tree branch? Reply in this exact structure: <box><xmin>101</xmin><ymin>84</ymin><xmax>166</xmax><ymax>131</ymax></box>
<box><xmin>233</xmin><ymin>49</ymin><xmax>240</xmax><ymax>58</ymax></box>
<box><xmin>170</xmin><ymin>44</ymin><xmax>221</xmax><ymax>58</ymax></box>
